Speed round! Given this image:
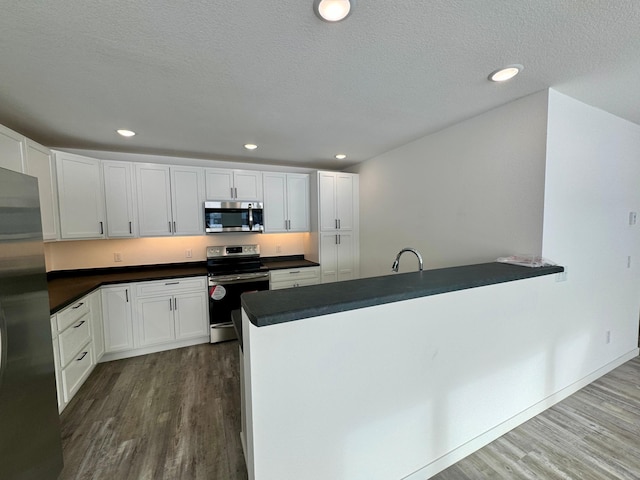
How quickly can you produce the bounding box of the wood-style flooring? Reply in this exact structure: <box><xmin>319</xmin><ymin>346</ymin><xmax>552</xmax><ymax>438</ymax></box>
<box><xmin>58</xmin><ymin>342</ymin><xmax>247</xmax><ymax>480</ymax></box>
<box><xmin>58</xmin><ymin>344</ymin><xmax>640</xmax><ymax>480</ymax></box>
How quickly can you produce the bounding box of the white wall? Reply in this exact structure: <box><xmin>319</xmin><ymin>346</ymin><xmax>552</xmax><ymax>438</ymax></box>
<box><xmin>542</xmin><ymin>89</ymin><xmax>640</xmax><ymax>365</ymax></box>
<box><xmin>351</xmin><ymin>91</ymin><xmax>549</xmax><ymax>278</ymax></box>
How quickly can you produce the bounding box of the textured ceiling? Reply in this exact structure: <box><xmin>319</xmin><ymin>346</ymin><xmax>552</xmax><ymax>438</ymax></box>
<box><xmin>1</xmin><ymin>1</ymin><xmax>639</xmax><ymax>169</ymax></box>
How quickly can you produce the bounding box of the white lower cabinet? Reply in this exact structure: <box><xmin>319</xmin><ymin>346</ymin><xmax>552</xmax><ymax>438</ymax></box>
<box><xmin>319</xmin><ymin>232</ymin><xmax>356</xmax><ymax>283</ymax></box>
<box><xmin>269</xmin><ymin>266</ymin><xmax>320</xmax><ymax>290</ymax></box>
<box><xmin>51</xmin><ymin>295</ymin><xmax>98</xmax><ymax>413</ymax></box>
<box><xmin>135</xmin><ymin>278</ymin><xmax>208</xmax><ymax>347</ymax></box>
<box><xmin>100</xmin><ymin>277</ymin><xmax>209</xmax><ymax>361</ymax></box>
<box><xmin>102</xmin><ymin>285</ymin><xmax>134</xmax><ymax>353</ymax></box>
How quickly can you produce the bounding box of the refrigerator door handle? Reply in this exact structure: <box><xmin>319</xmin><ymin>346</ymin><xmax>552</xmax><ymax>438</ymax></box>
<box><xmin>0</xmin><ymin>301</ymin><xmax>7</xmax><ymax>389</ymax></box>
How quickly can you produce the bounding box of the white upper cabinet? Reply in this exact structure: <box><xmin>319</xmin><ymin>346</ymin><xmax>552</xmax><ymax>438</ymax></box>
<box><xmin>136</xmin><ymin>163</ymin><xmax>204</xmax><ymax>237</ymax></box>
<box><xmin>205</xmin><ymin>168</ymin><xmax>262</xmax><ymax>201</ymax></box>
<box><xmin>55</xmin><ymin>151</ymin><xmax>106</xmax><ymax>239</ymax></box>
<box><xmin>171</xmin><ymin>166</ymin><xmax>205</xmax><ymax>235</ymax></box>
<box><xmin>135</xmin><ymin>164</ymin><xmax>173</xmax><ymax>236</ymax></box>
<box><xmin>318</xmin><ymin>171</ymin><xmax>356</xmax><ymax>232</ymax></box>
<box><xmin>103</xmin><ymin>161</ymin><xmax>137</xmax><ymax>238</ymax></box>
<box><xmin>24</xmin><ymin>139</ymin><xmax>59</xmax><ymax>240</ymax></box>
<box><xmin>263</xmin><ymin>172</ymin><xmax>309</xmax><ymax>233</ymax></box>
<box><xmin>0</xmin><ymin>124</ymin><xmax>25</xmax><ymax>173</ymax></box>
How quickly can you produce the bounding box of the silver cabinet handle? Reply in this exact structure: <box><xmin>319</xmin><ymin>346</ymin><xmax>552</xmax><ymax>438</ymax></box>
<box><xmin>335</xmin><ymin>219</ymin><xmax>338</xmax><ymax>229</ymax></box>
<box><xmin>76</xmin><ymin>351</ymin><xmax>88</xmax><ymax>361</ymax></box>
<box><xmin>231</xmin><ymin>187</ymin><xmax>234</xmax><ymax>198</ymax></box>
<box><xmin>73</xmin><ymin>320</ymin><xmax>86</xmax><ymax>328</ymax></box>
<box><xmin>125</xmin><ymin>289</ymin><xmax>129</xmax><ymax>302</ymax></box>
<box><xmin>169</xmin><ymin>221</ymin><xmax>172</xmax><ymax>233</ymax></box>
<box><xmin>165</xmin><ymin>281</ymin><xmax>179</xmax><ymax>285</ymax></box>
<box><xmin>289</xmin><ymin>271</ymin><xmax>301</xmax><ymax>274</ymax></box>
<box><xmin>169</xmin><ymin>298</ymin><xmax>173</xmax><ymax>311</ymax></box>
<box><xmin>173</xmin><ymin>221</ymin><xmax>176</xmax><ymax>233</ymax></box>
<box><xmin>234</xmin><ymin>187</ymin><xmax>238</xmax><ymax>198</ymax></box>
<box><xmin>99</xmin><ymin>221</ymin><xmax>104</xmax><ymax>235</ymax></box>
<box><xmin>335</xmin><ymin>235</ymin><xmax>339</xmax><ymax>245</ymax></box>
<box><xmin>338</xmin><ymin>234</ymin><xmax>341</xmax><ymax>245</ymax></box>
<box><xmin>174</xmin><ymin>298</ymin><xmax>177</xmax><ymax>310</ymax></box>
<box><xmin>338</xmin><ymin>219</ymin><xmax>341</xmax><ymax>229</ymax></box>
<box><xmin>129</xmin><ymin>221</ymin><xmax>132</xmax><ymax>234</ymax></box>
<box><xmin>72</xmin><ymin>302</ymin><xmax>84</xmax><ymax>309</ymax></box>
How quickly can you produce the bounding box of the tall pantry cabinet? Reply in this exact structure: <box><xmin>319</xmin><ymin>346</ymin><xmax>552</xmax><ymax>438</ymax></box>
<box><xmin>307</xmin><ymin>171</ymin><xmax>359</xmax><ymax>283</ymax></box>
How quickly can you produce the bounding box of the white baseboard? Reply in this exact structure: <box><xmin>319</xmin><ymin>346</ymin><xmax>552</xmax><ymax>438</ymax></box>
<box><xmin>403</xmin><ymin>348</ymin><xmax>640</xmax><ymax>480</ymax></box>
<box><xmin>99</xmin><ymin>336</ymin><xmax>210</xmax><ymax>363</ymax></box>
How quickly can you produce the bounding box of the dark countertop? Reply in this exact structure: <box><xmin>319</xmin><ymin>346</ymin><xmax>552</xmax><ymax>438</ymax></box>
<box><xmin>259</xmin><ymin>255</ymin><xmax>320</xmax><ymax>270</ymax></box>
<box><xmin>48</xmin><ymin>263</ymin><xmax>208</xmax><ymax>314</ymax></box>
<box><xmin>47</xmin><ymin>255</ymin><xmax>319</xmax><ymax>314</ymax></box>
<box><xmin>241</xmin><ymin>262</ymin><xmax>564</xmax><ymax>327</ymax></box>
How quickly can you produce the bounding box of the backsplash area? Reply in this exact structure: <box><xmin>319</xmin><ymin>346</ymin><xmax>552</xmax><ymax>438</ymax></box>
<box><xmin>44</xmin><ymin>233</ymin><xmax>308</xmax><ymax>272</ymax></box>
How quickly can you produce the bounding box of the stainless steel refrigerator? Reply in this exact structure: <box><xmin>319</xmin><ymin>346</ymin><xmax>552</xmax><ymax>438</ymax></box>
<box><xmin>0</xmin><ymin>167</ymin><xmax>63</xmax><ymax>479</ymax></box>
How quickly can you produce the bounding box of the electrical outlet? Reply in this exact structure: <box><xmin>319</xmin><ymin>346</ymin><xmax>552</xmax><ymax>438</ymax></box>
<box><xmin>114</xmin><ymin>252</ymin><xmax>122</xmax><ymax>262</ymax></box>
<box><xmin>605</xmin><ymin>330</ymin><xmax>611</xmax><ymax>344</ymax></box>
<box><xmin>630</xmin><ymin>211</ymin><xmax>637</xmax><ymax>225</ymax></box>
<box><xmin>185</xmin><ymin>249</ymin><xmax>192</xmax><ymax>258</ymax></box>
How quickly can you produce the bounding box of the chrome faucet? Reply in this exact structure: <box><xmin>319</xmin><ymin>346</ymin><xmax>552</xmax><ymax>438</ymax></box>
<box><xmin>392</xmin><ymin>247</ymin><xmax>424</xmax><ymax>272</ymax></box>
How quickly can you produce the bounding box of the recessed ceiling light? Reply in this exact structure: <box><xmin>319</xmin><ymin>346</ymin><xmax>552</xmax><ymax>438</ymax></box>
<box><xmin>335</xmin><ymin>154</ymin><xmax>347</xmax><ymax>160</ymax></box>
<box><xmin>488</xmin><ymin>64</ymin><xmax>523</xmax><ymax>82</ymax></box>
<box><xmin>314</xmin><ymin>0</ymin><xmax>352</xmax><ymax>22</ymax></box>
<box><xmin>244</xmin><ymin>143</ymin><xmax>258</xmax><ymax>150</ymax></box>
<box><xmin>116</xmin><ymin>129</ymin><xmax>136</xmax><ymax>137</ymax></box>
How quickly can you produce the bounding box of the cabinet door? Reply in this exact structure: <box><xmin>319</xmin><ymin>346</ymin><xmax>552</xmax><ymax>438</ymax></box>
<box><xmin>287</xmin><ymin>174</ymin><xmax>309</xmax><ymax>232</ymax></box>
<box><xmin>335</xmin><ymin>174</ymin><xmax>355</xmax><ymax>230</ymax></box>
<box><xmin>318</xmin><ymin>172</ymin><xmax>337</xmax><ymax>231</ymax></box>
<box><xmin>319</xmin><ymin>232</ymin><xmax>339</xmax><ymax>283</ymax></box>
<box><xmin>0</xmin><ymin>124</ymin><xmax>25</xmax><ymax>173</ymax></box>
<box><xmin>24</xmin><ymin>139</ymin><xmax>59</xmax><ymax>240</ymax></box>
<box><xmin>102</xmin><ymin>286</ymin><xmax>134</xmax><ymax>352</ymax></box>
<box><xmin>263</xmin><ymin>172</ymin><xmax>287</xmax><ymax>232</ymax></box>
<box><xmin>137</xmin><ymin>296</ymin><xmax>175</xmax><ymax>347</ymax></box>
<box><xmin>336</xmin><ymin>232</ymin><xmax>356</xmax><ymax>282</ymax></box>
<box><xmin>205</xmin><ymin>168</ymin><xmax>234</xmax><ymax>200</ymax></box>
<box><xmin>171</xmin><ymin>166</ymin><xmax>204</xmax><ymax>235</ymax></box>
<box><xmin>136</xmin><ymin>164</ymin><xmax>173</xmax><ymax>236</ymax></box>
<box><xmin>234</xmin><ymin>170</ymin><xmax>263</xmax><ymax>200</ymax></box>
<box><xmin>174</xmin><ymin>291</ymin><xmax>208</xmax><ymax>340</ymax></box>
<box><xmin>103</xmin><ymin>161</ymin><xmax>136</xmax><ymax>237</ymax></box>
<box><xmin>56</xmin><ymin>152</ymin><xmax>106</xmax><ymax>239</ymax></box>
<box><xmin>89</xmin><ymin>289</ymin><xmax>105</xmax><ymax>363</ymax></box>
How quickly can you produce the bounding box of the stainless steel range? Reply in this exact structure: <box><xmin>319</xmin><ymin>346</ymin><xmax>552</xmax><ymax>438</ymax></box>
<box><xmin>207</xmin><ymin>244</ymin><xmax>269</xmax><ymax>343</ymax></box>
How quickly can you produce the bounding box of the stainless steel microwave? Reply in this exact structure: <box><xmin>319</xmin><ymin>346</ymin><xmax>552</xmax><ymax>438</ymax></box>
<box><xmin>204</xmin><ymin>201</ymin><xmax>264</xmax><ymax>233</ymax></box>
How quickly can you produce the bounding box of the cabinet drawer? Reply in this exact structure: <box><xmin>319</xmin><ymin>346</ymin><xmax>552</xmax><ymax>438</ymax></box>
<box><xmin>269</xmin><ymin>267</ymin><xmax>320</xmax><ymax>283</ymax></box>
<box><xmin>61</xmin><ymin>345</ymin><xmax>93</xmax><ymax>403</ymax></box>
<box><xmin>270</xmin><ymin>276</ymin><xmax>320</xmax><ymax>291</ymax></box>
<box><xmin>58</xmin><ymin>314</ymin><xmax>91</xmax><ymax>367</ymax></box>
<box><xmin>50</xmin><ymin>315</ymin><xmax>58</xmax><ymax>340</ymax></box>
<box><xmin>135</xmin><ymin>277</ymin><xmax>206</xmax><ymax>297</ymax></box>
<box><xmin>57</xmin><ymin>298</ymin><xmax>90</xmax><ymax>331</ymax></box>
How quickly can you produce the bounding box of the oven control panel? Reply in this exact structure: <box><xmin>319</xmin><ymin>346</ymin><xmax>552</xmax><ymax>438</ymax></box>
<box><xmin>206</xmin><ymin>244</ymin><xmax>260</xmax><ymax>258</ymax></box>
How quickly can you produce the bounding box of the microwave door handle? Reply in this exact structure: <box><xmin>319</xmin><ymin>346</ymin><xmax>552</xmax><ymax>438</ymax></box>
<box><xmin>248</xmin><ymin>204</ymin><xmax>254</xmax><ymax>231</ymax></box>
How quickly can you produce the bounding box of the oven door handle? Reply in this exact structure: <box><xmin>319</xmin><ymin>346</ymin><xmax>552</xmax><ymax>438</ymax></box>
<box><xmin>209</xmin><ymin>273</ymin><xmax>270</xmax><ymax>286</ymax></box>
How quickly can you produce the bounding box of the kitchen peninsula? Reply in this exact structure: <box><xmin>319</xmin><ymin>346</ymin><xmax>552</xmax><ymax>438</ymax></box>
<box><xmin>238</xmin><ymin>261</ymin><xmax>634</xmax><ymax>480</ymax></box>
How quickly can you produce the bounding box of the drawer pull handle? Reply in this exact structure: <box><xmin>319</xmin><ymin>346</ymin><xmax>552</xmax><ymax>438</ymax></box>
<box><xmin>289</xmin><ymin>271</ymin><xmax>301</xmax><ymax>274</ymax></box>
<box><xmin>165</xmin><ymin>282</ymin><xmax>179</xmax><ymax>285</ymax></box>
<box><xmin>73</xmin><ymin>320</ymin><xmax>86</xmax><ymax>328</ymax></box>
<box><xmin>76</xmin><ymin>351</ymin><xmax>88</xmax><ymax>361</ymax></box>
<box><xmin>72</xmin><ymin>302</ymin><xmax>84</xmax><ymax>309</ymax></box>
